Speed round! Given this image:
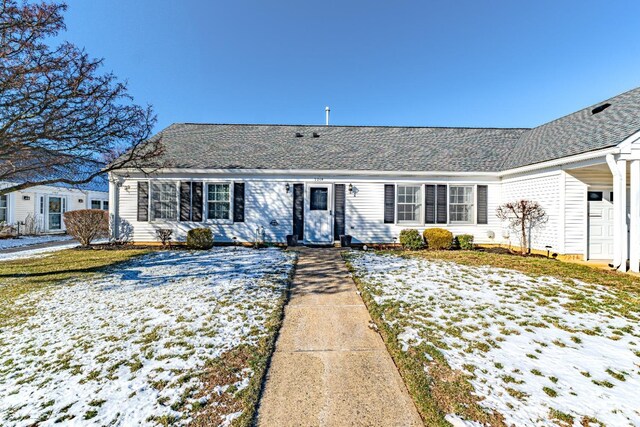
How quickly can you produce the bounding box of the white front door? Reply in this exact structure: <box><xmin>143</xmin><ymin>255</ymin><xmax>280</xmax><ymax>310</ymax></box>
<box><xmin>48</xmin><ymin>196</ymin><xmax>63</xmax><ymax>231</ymax></box>
<box><xmin>305</xmin><ymin>184</ymin><xmax>333</xmax><ymax>244</ymax></box>
<box><xmin>588</xmin><ymin>190</ymin><xmax>614</xmax><ymax>259</ymax></box>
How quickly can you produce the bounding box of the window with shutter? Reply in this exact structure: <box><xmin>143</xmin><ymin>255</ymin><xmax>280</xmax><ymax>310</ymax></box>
<box><xmin>384</xmin><ymin>184</ymin><xmax>395</xmax><ymax>223</ymax></box>
<box><xmin>477</xmin><ymin>185</ymin><xmax>488</xmax><ymax>224</ymax></box>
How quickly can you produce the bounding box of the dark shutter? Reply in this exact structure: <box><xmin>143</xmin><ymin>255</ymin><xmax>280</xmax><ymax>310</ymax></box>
<box><xmin>293</xmin><ymin>184</ymin><xmax>304</xmax><ymax>240</ymax></box>
<box><xmin>233</xmin><ymin>182</ymin><xmax>245</xmax><ymax>222</ymax></box>
<box><xmin>436</xmin><ymin>185</ymin><xmax>447</xmax><ymax>224</ymax></box>
<box><xmin>192</xmin><ymin>182</ymin><xmax>203</xmax><ymax>222</ymax></box>
<box><xmin>137</xmin><ymin>182</ymin><xmax>149</xmax><ymax>222</ymax></box>
<box><xmin>477</xmin><ymin>185</ymin><xmax>488</xmax><ymax>224</ymax></box>
<box><xmin>180</xmin><ymin>182</ymin><xmax>192</xmax><ymax>221</ymax></box>
<box><xmin>425</xmin><ymin>185</ymin><xmax>436</xmax><ymax>224</ymax></box>
<box><xmin>334</xmin><ymin>184</ymin><xmax>346</xmax><ymax>240</ymax></box>
<box><xmin>384</xmin><ymin>184</ymin><xmax>395</xmax><ymax>224</ymax></box>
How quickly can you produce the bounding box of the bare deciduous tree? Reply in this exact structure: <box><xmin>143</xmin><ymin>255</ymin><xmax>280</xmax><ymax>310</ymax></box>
<box><xmin>0</xmin><ymin>0</ymin><xmax>163</xmax><ymax>195</ymax></box>
<box><xmin>63</xmin><ymin>209</ymin><xmax>109</xmax><ymax>246</ymax></box>
<box><xmin>496</xmin><ymin>200</ymin><xmax>548</xmax><ymax>255</ymax></box>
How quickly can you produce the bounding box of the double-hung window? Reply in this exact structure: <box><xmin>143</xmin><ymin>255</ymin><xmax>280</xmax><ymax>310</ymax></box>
<box><xmin>449</xmin><ymin>186</ymin><xmax>474</xmax><ymax>223</ymax></box>
<box><xmin>91</xmin><ymin>200</ymin><xmax>109</xmax><ymax>210</ymax></box>
<box><xmin>207</xmin><ymin>184</ymin><xmax>230</xmax><ymax>220</ymax></box>
<box><xmin>0</xmin><ymin>195</ymin><xmax>7</xmax><ymax>223</ymax></box>
<box><xmin>397</xmin><ymin>185</ymin><xmax>422</xmax><ymax>223</ymax></box>
<box><xmin>151</xmin><ymin>182</ymin><xmax>178</xmax><ymax>220</ymax></box>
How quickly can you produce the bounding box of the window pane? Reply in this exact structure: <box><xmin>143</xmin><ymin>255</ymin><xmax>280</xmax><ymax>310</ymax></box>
<box><xmin>397</xmin><ymin>185</ymin><xmax>421</xmax><ymax>223</ymax></box>
<box><xmin>0</xmin><ymin>196</ymin><xmax>6</xmax><ymax>222</ymax></box>
<box><xmin>449</xmin><ymin>186</ymin><xmax>473</xmax><ymax>223</ymax></box>
<box><xmin>103</xmin><ymin>201</ymin><xmax>109</xmax><ymax>211</ymax></box>
<box><xmin>310</xmin><ymin>188</ymin><xmax>328</xmax><ymax>210</ymax></box>
<box><xmin>207</xmin><ymin>184</ymin><xmax>230</xmax><ymax>219</ymax></box>
<box><xmin>91</xmin><ymin>200</ymin><xmax>101</xmax><ymax>209</ymax></box>
<box><xmin>151</xmin><ymin>182</ymin><xmax>177</xmax><ymax>220</ymax></box>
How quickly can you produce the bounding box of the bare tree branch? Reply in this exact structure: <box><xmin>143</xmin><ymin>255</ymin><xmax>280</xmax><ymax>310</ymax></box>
<box><xmin>0</xmin><ymin>0</ymin><xmax>164</xmax><ymax>195</ymax></box>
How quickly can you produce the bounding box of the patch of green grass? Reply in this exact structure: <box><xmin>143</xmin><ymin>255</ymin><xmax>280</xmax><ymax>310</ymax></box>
<box><xmin>606</xmin><ymin>369</ymin><xmax>626</xmax><ymax>381</ymax></box>
<box><xmin>83</xmin><ymin>409</ymin><xmax>98</xmax><ymax>420</ymax></box>
<box><xmin>549</xmin><ymin>408</ymin><xmax>573</xmax><ymax>425</ymax></box>
<box><xmin>0</xmin><ymin>248</ymin><xmax>149</xmax><ymax>327</ymax></box>
<box><xmin>592</xmin><ymin>379</ymin><xmax>615</xmax><ymax>388</ymax></box>
<box><xmin>543</xmin><ymin>387</ymin><xmax>558</xmax><ymax>397</ymax></box>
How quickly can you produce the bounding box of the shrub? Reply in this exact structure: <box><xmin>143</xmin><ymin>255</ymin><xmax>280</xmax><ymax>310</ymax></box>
<box><xmin>399</xmin><ymin>229</ymin><xmax>424</xmax><ymax>250</ymax></box>
<box><xmin>456</xmin><ymin>234</ymin><xmax>474</xmax><ymax>250</ymax></box>
<box><xmin>63</xmin><ymin>209</ymin><xmax>109</xmax><ymax>246</ymax></box>
<box><xmin>186</xmin><ymin>228</ymin><xmax>214</xmax><ymax>250</ymax></box>
<box><xmin>423</xmin><ymin>228</ymin><xmax>453</xmax><ymax>250</ymax></box>
<box><xmin>156</xmin><ymin>229</ymin><xmax>173</xmax><ymax>247</ymax></box>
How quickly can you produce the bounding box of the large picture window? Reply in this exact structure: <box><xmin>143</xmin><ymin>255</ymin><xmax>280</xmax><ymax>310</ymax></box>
<box><xmin>397</xmin><ymin>185</ymin><xmax>422</xmax><ymax>223</ymax></box>
<box><xmin>151</xmin><ymin>182</ymin><xmax>178</xmax><ymax>220</ymax></box>
<box><xmin>0</xmin><ymin>195</ymin><xmax>7</xmax><ymax>223</ymax></box>
<box><xmin>449</xmin><ymin>186</ymin><xmax>474</xmax><ymax>223</ymax></box>
<box><xmin>207</xmin><ymin>184</ymin><xmax>230</xmax><ymax>220</ymax></box>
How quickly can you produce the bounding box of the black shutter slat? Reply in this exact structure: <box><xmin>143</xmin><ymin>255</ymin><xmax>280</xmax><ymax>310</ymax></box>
<box><xmin>179</xmin><ymin>182</ymin><xmax>192</xmax><ymax>221</ymax></box>
<box><xmin>384</xmin><ymin>184</ymin><xmax>395</xmax><ymax>224</ymax></box>
<box><xmin>233</xmin><ymin>182</ymin><xmax>245</xmax><ymax>222</ymax></box>
<box><xmin>192</xmin><ymin>182</ymin><xmax>203</xmax><ymax>222</ymax></box>
<box><xmin>425</xmin><ymin>185</ymin><xmax>436</xmax><ymax>224</ymax></box>
<box><xmin>334</xmin><ymin>184</ymin><xmax>346</xmax><ymax>240</ymax></box>
<box><xmin>477</xmin><ymin>185</ymin><xmax>488</xmax><ymax>224</ymax></box>
<box><xmin>137</xmin><ymin>182</ymin><xmax>149</xmax><ymax>222</ymax></box>
<box><xmin>436</xmin><ymin>185</ymin><xmax>447</xmax><ymax>224</ymax></box>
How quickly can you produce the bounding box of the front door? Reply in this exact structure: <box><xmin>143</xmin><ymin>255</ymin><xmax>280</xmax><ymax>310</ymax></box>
<box><xmin>588</xmin><ymin>190</ymin><xmax>614</xmax><ymax>259</ymax></box>
<box><xmin>48</xmin><ymin>196</ymin><xmax>63</xmax><ymax>231</ymax></box>
<box><xmin>305</xmin><ymin>184</ymin><xmax>332</xmax><ymax>244</ymax></box>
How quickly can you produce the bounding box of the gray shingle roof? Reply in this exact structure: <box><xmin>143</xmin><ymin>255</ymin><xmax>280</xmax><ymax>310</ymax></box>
<box><xmin>503</xmin><ymin>87</ymin><xmax>640</xmax><ymax>170</ymax></box>
<box><xmin>130</xmin><ymin>86</ymin><xmax>640</xmax><ymax>174</ymax></box>
<box><xmin>145</xmin><ymin>124</ymin><xmax>527</xmax><ymax>172</ymax></box>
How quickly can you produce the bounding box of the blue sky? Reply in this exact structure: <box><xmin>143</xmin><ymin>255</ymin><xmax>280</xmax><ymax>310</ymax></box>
<box><xmin>60</xmin><ymin>0</ymin><xmax>640</xmax><ymax>132</ymax></box>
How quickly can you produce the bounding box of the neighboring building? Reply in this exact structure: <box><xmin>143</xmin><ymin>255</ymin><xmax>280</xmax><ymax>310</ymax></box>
<box><xmin>109</xmin><ymin>87</ymin><xmax>640</xmax><ymax>271</ymax></box>
<box><xmin>0</xmin><ymin>177</ymin><xmax>109</xmax><ymax>234</ymax></box>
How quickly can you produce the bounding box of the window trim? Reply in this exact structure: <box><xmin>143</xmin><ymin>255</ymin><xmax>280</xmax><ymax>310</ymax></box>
<box><xmin>395</xmin><ymin>183</ymin><xmax>423</xmax><ymax>225</ymax></box>
<box><xmin>205</xmin><ymin>182</ymin><xmax>233</xmax><ymax>222</ymax></box>
<box><xmin>150</xmin><ymin>181</ymin><xmax>179</xmax><ymax>222</ymax></box>
<box><xmin>448</xmin><ymin>184</ymin><xmax>476</xmax><ymax>225</ymax></box>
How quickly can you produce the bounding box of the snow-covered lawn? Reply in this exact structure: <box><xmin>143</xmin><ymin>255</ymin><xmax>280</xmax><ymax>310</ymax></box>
<box><xmin>0</xmin><ymin>247</ymin><xmax>295</xmax><ymax>426</ymax></box>
<box><xmin>0</xmin><ymin>234</ymin><xmax>73</xmax><ymax>250</ymax></box>
<box><xmin>346</xmin><ymin>252</ymin><xmax>640</xmax><ymax>427</ymax></box>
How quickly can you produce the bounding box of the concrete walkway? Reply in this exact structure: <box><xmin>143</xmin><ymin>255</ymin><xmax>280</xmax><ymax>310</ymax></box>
<box><xmin>257</xmin><ymin>248</ymin><xmax>422</xmax><ymax>427</ymax></box>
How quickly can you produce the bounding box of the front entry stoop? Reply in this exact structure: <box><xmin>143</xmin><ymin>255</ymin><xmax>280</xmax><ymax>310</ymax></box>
<box><xmin>256</xmin><ymin>248</ymin><xmax>422</xmax><ymax>427</ymax></box>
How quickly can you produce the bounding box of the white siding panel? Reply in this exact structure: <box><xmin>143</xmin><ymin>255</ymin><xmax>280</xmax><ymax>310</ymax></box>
<box><xmin>501</xmin><ymin>172</ymin><xmax>560</xmax><ymax>251</ymax></box>
<box><xmin>564</xmin><ymin>173</ymin><xmax>587</xmax><ymax>255</ymax></box>
<box><xmin>118</xmin><ymin>179</ymin><xmax>292</xmax><ymax>243</ymax></box>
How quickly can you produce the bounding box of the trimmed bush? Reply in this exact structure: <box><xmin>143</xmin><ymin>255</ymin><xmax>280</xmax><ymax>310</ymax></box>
<box><xmin>456</xmin><ymin>234</ymin><xmax>474</xmax><ymax>250</ymax></box>
<box><xmin>423</xmin><ymin>228</ymin><xmax>453</xmax><ymax>250</ymax></box>
<box><xmin>186</xmin><ymin>227</ymin><xmax>214</xmax><ymax>249</ymax></box>
<box><xmin>63</xmin><ymin>209</ymin><xmax>109</xmax><ymax>246</ymax></box>
<box><xmin>399</xmin><ymin>229</ymin><xmax>424</xmax><ymax>250</ymax></box>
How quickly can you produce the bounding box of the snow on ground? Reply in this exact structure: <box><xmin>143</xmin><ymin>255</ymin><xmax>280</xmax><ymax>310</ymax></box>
<box><xmin>0</xmin><ymin>234</ymin><xmax>73</xmax><ymax>250</ymax></box>
<box><xmin>0</xmin><ymin>247</ymin><xmax>295</xmax><ymax>426</ymax></box>
<box><xmin>0</xmin><ymin>242</ymin><xmax>80</xmax><ymax>262</ymax></box>
<box><xmin>348</xmin><ymin>252</ymin><xmax>640</xmax><ymax>427</ymax></box>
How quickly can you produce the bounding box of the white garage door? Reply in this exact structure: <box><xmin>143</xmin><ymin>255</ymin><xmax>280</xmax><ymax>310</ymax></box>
<box><xmin>588</xmin><ymin>190</ymin><xmax>614</xmax><ymax>260</ymax></box>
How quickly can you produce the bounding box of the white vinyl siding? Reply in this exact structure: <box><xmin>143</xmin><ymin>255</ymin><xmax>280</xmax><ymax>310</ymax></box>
<box><xmin>207</xmin><ymin>184</ymin><xmax>230</xmax><ymax>220</ymax></box>
<box><xmin>449</xmin><ymin>186</ymin><xmax>474</xmax><ymax>224</ymax></box>
<box><xmin>151</xmin><ymin>182</ymin><xmax>178</xmax><ymax>220</ymax></box>
<box><xmin>397</xmin><ymin>185</ymin><xmax>422</xmax><ymax>223</ymax></box>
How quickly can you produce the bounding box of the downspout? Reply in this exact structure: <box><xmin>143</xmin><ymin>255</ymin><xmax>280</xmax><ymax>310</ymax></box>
<box><xmin>606</xmin><ymin>153</ymin><xmax>622</xmax><ymax>269</ymax></box>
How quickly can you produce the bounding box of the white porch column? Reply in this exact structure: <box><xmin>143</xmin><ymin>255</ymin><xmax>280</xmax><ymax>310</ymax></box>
<box><xmin>630</xmin><ymin>160</ymin><xmax>640</xmax><ymax>272</ymax></box>
<box><xmin>108</xmin><ymin>176</ymin><xmax>119</xmax><ymax>241</ymax></box>
<box><xmin>618</xmin><ymin>159</ymin><xmax>628</xmax><ymax>271</ymax></box>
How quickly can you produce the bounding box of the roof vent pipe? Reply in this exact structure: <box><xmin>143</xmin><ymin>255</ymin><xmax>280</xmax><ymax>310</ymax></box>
<box><xmin>325</xmin><ymin>106</ymin><xmax>330</xmax><ymax>126</ymax></box>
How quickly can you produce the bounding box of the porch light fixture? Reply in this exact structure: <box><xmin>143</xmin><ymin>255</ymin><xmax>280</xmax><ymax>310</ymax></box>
<box><xmin>78</xmin><ymin>198</ymin><xmax>84</xmax><ymax>203</ymax></box>
<box><xmin>348</xmin><ymin>183</ymin><xmax>353</xmax><ymax>194</ymax></box>
<box><xmin>22</xmin><ymin>195</ymin><xmax>30</xmax><ymax>201</ymax></box>
<box><xmin>285</xmin><ymin>183</ymin><xmax>290</xmax><ymax>193</ymax></box>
